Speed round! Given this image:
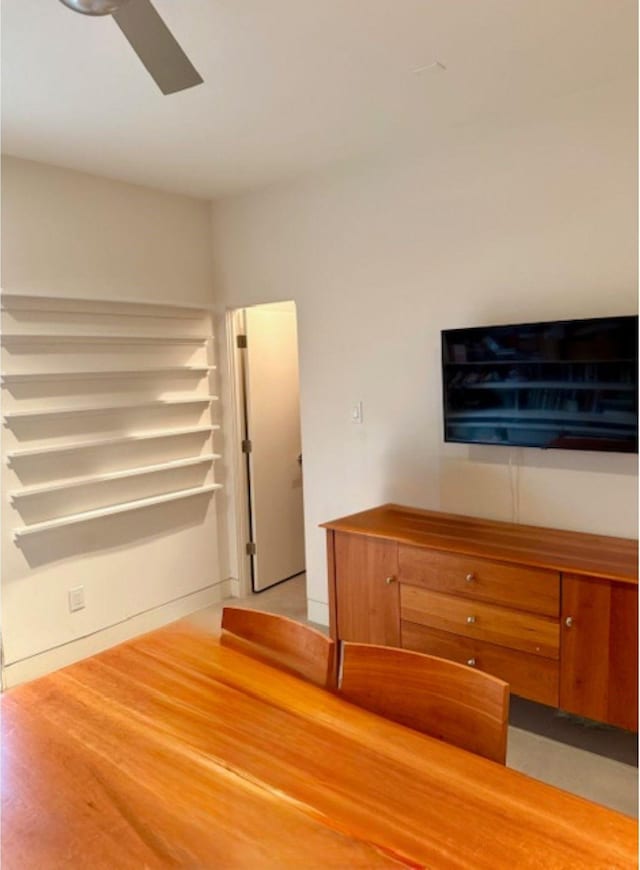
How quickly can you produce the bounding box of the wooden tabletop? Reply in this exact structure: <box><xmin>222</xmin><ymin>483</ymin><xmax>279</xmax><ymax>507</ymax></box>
<box><xmin>1</xmin><ymin>622</ymin><xmax>637</xmax><ymax>869</ymax></box>
<box><xmin>321</xmin><ymin>503</ymin><xmax>639</xmax><ymax>583</ymax></box>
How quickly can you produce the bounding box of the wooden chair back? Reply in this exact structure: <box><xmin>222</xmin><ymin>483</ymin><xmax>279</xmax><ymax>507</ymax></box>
<box><xmin>339</xmin><ymin>642</ymin><xmax>509</xmax><ymax>764</ymax></box>
<box><xmin>221</xmin><ymin>607</ymin><xmax>336</xmax><ymax>689</ymax></box>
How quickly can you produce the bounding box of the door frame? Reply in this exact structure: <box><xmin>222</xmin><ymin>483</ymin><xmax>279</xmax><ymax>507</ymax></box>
<box><xmin>224</xmin><ymin>301</ymin><xmax>305</xmax><ymax>599</ymax></box>
<box><xmin>225</xmin><ymin>306</ymin><xmax>252</xmax><ymax>598</ymax></box>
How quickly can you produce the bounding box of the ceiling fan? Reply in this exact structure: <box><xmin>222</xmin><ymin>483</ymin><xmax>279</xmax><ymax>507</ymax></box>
<box><xmin>58</xmin><ymin>0</ymin><xmax>203</xmax><ymax>95</ymax></box>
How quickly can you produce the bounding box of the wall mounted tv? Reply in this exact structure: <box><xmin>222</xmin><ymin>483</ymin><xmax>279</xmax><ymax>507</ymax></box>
<box><xmin>442</xmin><ymin>315</ymin><xmax>638</xmax><ymax>453</ymax></box>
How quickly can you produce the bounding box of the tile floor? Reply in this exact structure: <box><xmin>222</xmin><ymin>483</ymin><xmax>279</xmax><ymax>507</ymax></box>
<box><xmin>187</xmin><ymin>574</ymin><xmax>638</xmax><ymax>818</ymax></box>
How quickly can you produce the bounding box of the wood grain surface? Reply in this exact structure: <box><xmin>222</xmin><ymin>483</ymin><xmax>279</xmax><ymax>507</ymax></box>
<box><xmin>322</xmin><ymin>503</ymin><xmax>638</xmax><ymax>583</ymax></box>
<box><xmin>340</xmin><ymin>641</ymin><xmax>509</xmax><ymax>764</ymax></box>
<box><xmin>2</xmin><ymin>622</ymin><xmax>637</xmax><ymax>869</ymax></box>
<box><xmin>333</xmin><ymin>531</ymin><xmax>400</xmax><ymax>645</ymax></box>
<box><xmin>401</xmin><ymin>620</ymin><xmax>560</xmax><ymax>706</ymax></box>
<box><xmin>560</xmin><ymin>575</ymin><xmax>639</xmax><ymax>731</ymax></box>
<box><xmin>398</xmin><ymin>544</ymin><xmax>560</xmax><ymax>616</ymax></box>
<box><xmin>221</xmin><ymin>605</ymin><xmax>336</xmax><ymax>687</ymax></box>
<box><xmin>401</xmin><ymin>585</ymin><xmax>560</xmax><ymax>658</ymax></box>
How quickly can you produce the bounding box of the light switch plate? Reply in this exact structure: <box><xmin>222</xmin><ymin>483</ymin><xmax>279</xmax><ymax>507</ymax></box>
<box><xmin>351</xmin><ymin>401</ymin><xmax>363</xmax><ymax>424</ymax></box>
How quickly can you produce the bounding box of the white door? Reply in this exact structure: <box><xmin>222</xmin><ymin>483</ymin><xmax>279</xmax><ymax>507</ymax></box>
<box><xmin>244</xmin><ymin>303</ymin><xmax>305</xmax><ymax>591</ymax></box>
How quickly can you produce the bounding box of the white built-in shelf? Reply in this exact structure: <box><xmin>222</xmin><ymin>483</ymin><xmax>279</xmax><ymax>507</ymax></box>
<box><xmin>1</xmin><ymin>366</ymin><xmax>216</xmax><ymax>384</ymax></box>
<box><xmin>1</xmin><ymin>294</ymin><xmax>210</xmax><ymax>320</ymax></box>
<box><xmin>10</xmin><ymin>453</ymin><xmax>221</xmax><ymax>500</ymax></box>
<box><xmin>4</xmin><ymin>395</ymin><xmax>219</xmax><ymax>422</ymax></box>
<box><xmin>1</xmin><ymin>333</ymin><xmax>209</xmax><ymax>346</ymax></box>
<box><xmin>7</xmin><ymin>424</ymin><xmax>219</xmax><ymax>461</ymax></box>
<box><xmin>3</xmin><ymin>296</ymin><xmax>221</xmax><ymax>546</ymax></box>
<box><xmin>13</xmin><ymin>483</ymin><xmax>222</xmax><ymax>540</ymax></box>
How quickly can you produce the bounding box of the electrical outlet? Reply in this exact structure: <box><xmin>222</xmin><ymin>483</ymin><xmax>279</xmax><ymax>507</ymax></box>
<box><xmin>68</xmin><ymin>586</ymin><xmax>85</xmax><ymax>613</ymax></box>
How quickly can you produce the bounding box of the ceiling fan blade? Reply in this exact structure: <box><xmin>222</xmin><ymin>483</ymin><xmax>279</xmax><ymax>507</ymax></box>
<box><xmin>112</xmin><ymin>0</ymin><xmax>203</xmax><ymax>95</ymax></box>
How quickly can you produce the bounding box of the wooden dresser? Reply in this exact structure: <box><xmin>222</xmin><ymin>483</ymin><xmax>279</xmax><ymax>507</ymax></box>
<box><xmin>322</xmin><ymin>504</ymin><xmax>638</xmax><ymax>731</ymax></box>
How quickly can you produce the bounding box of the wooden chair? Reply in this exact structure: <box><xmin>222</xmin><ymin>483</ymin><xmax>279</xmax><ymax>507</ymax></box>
<box><xmin>339</xmin><ymin>642</ymin><xmax>509</xmax><ymax>764</ymax></box>
<box><xmin>220</xmin><ymin>607</ymin><xmax>337</xmax><ymax>689</ymax></box>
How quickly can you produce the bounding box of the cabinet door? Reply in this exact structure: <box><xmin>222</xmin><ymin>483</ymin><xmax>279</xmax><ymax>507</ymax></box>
<box><xmin>332</xmin><ymin>532</ymin><xmax>400</xmax><ymax>645</ymax></box>
<box><xmin>560</xmin><ymin>574</ymin><xmax>638</xmax><ymax>731</ymax></box>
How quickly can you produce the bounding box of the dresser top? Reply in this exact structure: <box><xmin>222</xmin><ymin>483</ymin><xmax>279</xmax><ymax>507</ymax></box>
<box><xmin>321</xmin><ymin>504</ymin><xmax>638</xmax><ymax>584</ymax></box>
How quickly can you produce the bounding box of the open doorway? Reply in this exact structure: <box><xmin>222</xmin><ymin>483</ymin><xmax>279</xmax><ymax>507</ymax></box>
<box><xmin>229</xmin><ymin>301</ymin><xmax>306</xmax><ymax>597</ymax></box>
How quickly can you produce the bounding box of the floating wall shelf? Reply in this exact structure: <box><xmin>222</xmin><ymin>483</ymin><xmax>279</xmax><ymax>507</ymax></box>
<box><xmin>7</xmin><ymin>425</ymin><xmax>220</xmax><ymax>461</ymax></box>
<box><xmin>1</xmin><ymin>294</ymin><xmax>210</xmax><ymax>320</ymax></box>
<box><xmin>3</xmin><ymin>295</ymin><xmax>221</xmax><ymax>547</ymax></box>
<box><xmin>13</xmin><ymin>484</ymin><xmax>222</xmax><ymax>540</ymax></box>
<box><xmin>4</xmin><ymin>396</ymin><xmax>219</xmax><ymax>422</ymax></box>
<box><xmin>10</xmin><ymin>453</ymin><xmax>221</xmax><ymax>500</ymax></box>
<box><xmin>1</xmin><ymin>366</ymin><xmax>216</xmax><ymax>384</ymax></box>
<box><xmin>1</xmin><ymin>333</ymin><xmax>208</xmax><ymax>346</ymax></box>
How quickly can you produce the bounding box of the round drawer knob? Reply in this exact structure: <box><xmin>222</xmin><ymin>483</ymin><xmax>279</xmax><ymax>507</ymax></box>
<box><xmin>467</xmin><ymin>658</ymin><xmax>476</xmax><ymax>667</ymax></box>
<box><xmin>565</xmin><ymin>616</ymin><xmax>574</xmax><ymax>628</ymax></box>
<box><xmin>466</xmin><ymin>615</ymin><xmax>476</xmax><ymax>625</ymax></box>
<box><xmin>385</xmin><ymin>576</ymin><xmax>397</xmax><ymax>585</ymax></box>
<box><xmin>465</xmin><ymin>573</ymin><xmax>475</xmax><ymax>583</ymax></box>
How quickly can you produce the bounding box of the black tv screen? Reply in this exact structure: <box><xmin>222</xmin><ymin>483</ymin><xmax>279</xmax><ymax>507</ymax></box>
<box><xmin>442</xmin><ymin>315</ymin><xmax>638</xmax><ymax>453</ymax></box>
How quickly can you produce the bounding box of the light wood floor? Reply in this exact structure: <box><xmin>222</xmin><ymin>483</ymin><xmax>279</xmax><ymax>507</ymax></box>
<box><xmin>188</xmin><ymin>574</ymin><xmax>638</xmax><ymax>819</ymax></box>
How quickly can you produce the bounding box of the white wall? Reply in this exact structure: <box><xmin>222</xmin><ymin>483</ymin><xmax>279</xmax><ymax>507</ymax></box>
<box><xmin>1</xmin><ymin>157</ymin><xmax>227</xmax><ymax>684</ymax></box>
<box><xmin>1</xmin><ymin>156</ymin><xmax>214</xmax><ymax>304</ymax></box>
<box><xmin>210</xmin><ymin>81</ymin><xmax>638</xmax><ymax>625</ymax></box>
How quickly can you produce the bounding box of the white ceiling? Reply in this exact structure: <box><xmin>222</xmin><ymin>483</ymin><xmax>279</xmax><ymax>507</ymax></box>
<box><xmin>1</xmin><ymin>1</ymin><xmax>636</xmax><ymax>198</ymax></box>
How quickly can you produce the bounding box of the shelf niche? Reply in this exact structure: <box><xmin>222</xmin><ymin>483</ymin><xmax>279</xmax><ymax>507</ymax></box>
<box><xmin>2</xmin><ymin>295</ymin><xmax>222</xmax><ymax>544</ymax></box>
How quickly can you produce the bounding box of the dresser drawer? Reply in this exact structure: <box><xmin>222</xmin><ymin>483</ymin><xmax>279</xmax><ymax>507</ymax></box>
<box><xmin>398</xmin><ymin>545</ymin><xmax>559</xmax><ymax>616</ymax></box>
<box><xmin>401</xmin><ymin>621</ymin><xmax>560</xmax><ymax>707</ymax></box>
<box><xmin>401</xmin><ymin>585</ymin><xmax>559</xmax><ymax>659</ymax></box>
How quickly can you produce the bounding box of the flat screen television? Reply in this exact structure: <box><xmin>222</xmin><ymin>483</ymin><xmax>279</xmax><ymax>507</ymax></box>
<box><xmin>442</xmin><ymin>315</ymin><xmax>638</xmax><ymax>453</ymax></box>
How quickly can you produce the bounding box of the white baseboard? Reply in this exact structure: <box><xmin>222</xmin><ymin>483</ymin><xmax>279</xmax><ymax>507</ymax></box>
<box><xmin>2</xmin><ymin>579</ymin><xmax>232</xmax><ymax>689</ymax></box>
<box><xmin>228</xmin><ymin>575</ymin><xmax>243</xmax><ymax>598</ymax></box>
<box><xmin>307</xmin><ymin>598</ymin><xmax>329</xmax><ymax>627</ymax></box>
